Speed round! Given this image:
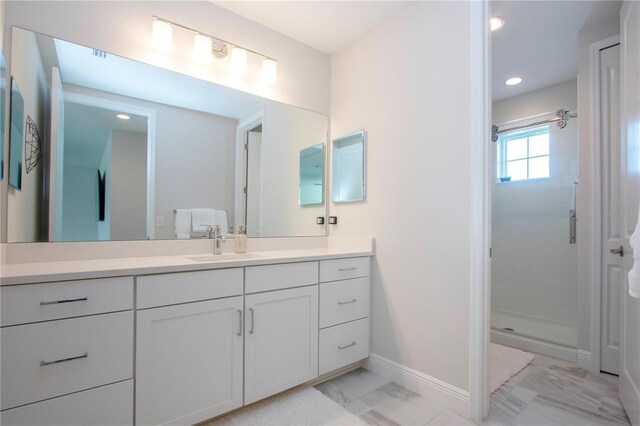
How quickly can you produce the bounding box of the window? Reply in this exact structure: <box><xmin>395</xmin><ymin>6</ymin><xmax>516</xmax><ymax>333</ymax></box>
<box><xmin>497</xmin><ymin>125</ymin><xmax>550</xmax><ymax>181</ymax></box>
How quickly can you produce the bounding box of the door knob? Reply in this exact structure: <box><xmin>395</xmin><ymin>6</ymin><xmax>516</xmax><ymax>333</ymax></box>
<box><xmin>610</xmin><ymin>246</ymin><xmax>624</xmax><ymax>257</ymax></box>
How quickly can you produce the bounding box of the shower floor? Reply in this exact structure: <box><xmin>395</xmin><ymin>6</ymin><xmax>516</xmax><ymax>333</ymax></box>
<box><xmin>491</xmin><ymin>309</ymin><xmax>578</xmax><ymax>348</ymax></box>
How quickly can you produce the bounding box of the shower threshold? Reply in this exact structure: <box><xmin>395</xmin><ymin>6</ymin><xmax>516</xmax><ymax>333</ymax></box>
<box><xmin>491</xmin><ymin>309</ymin><xmax>578</xmax><ymax>349</ymax></box>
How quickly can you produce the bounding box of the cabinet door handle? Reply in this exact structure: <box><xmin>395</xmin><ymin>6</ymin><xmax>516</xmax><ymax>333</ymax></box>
<box><xmin>40</xmin><ymin>297</ymin><xmax>88</xmax><ymax>306</ymax></box>
<box><xmin>338</xmin><ymin>267</ymin><xmax>357</xmax><ymax>272</ymax></box>
<box><xmin>237</xmin><ymin>309</ymin><xmax>243</xmax><ymax>336</ymax></box>
<box><xmin>249</xmin><ymin>308</ymin><xmax>255</xmax><ymax>334</ymax></box>
<box><xmin>338</xmin><ymin>299</ymin><xmax>357</xmax><ymax>305</ymax></box>
<box><xmin>337</xmin><ymin>342</ymin><xmax>357</xmax><ymax>350</ymax></box>
<box><xmin>40</xmin><ymin>353</ymin><xmax>88</xmax><ymax>367</ymax></box>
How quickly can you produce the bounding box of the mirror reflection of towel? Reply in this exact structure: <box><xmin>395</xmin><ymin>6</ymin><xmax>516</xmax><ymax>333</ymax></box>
<box><xmin>174</xmin><ymin>209</ymin><xmax>191</xmax><ymax>240</ymax></box>
<box><xmin>191</xmin><ymin>208</ymin><xmax>216</xmax><ymax>234</ymax></box>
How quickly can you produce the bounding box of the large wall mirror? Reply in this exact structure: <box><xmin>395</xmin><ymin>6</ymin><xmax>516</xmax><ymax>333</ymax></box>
<box><xmin>5</xmin><ymin>27</ymin><xmax>328</xmax><ymax>242</ymax></box>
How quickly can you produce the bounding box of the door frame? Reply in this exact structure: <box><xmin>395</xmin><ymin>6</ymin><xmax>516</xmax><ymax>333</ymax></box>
<box><xmin>63</xmin><ymin>91</ymin><xmax>157</xmax><ymax>239</ymax></box>
<box><xmin>234</xmin><ymin>111</ymin><xmax>263</xmax><ymax>235</ymax></box>
<box><xmin>469</xmin><ymin>0</ymin><xmax>491</xmax><ymax>422</ymax></box>
<box><xmin>588</xmin><ymin>34</ymin><xmax>621</xmax><ymax>373</ymax></box>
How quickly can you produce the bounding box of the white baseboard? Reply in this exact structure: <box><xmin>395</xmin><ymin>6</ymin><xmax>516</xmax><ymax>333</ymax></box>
<box><xmin>363</xmin><ymin>353</ymin><xmax>471</xmax><ymax>418</ymax></box>
<box><xmin>577</xmin><ymin>350</ymin><xmax>592</xmax><ymax>370</ymax></box>
<box><xmin>491</xmin><ymin>330</ymin><xmax>577</xmax><ymax>363</ymax></box>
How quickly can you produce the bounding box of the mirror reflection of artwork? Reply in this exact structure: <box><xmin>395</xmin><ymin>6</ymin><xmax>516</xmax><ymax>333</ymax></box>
<box><xmin>8</xmin><ymin>78</ymin><xmax>24</xmax><ymax>190</ymax></box>
<box><xmin>0</xmin><ymin>53</ymin><xmax>7</xmax><ymax>180</ymax></box>
<box><xmin>332</xmin><ymin>130</ymin><xmax>366</xmax><ymax>203</ymax></box>
<box><xmin>299</xmin><ymin>144</ymin><xmax>324</xmax><ymax>206</ymax></box>
<box><xmin>25</xmin><ymin>116</ymin><xmax>42</xmax><ymax>174</ymax></box>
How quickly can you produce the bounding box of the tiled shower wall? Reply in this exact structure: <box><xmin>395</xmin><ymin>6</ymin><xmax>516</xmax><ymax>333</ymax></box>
<box><xmin>491</xmin><ymin>80</ymin><xmax>579</xmax><ymax>332</ymax></box>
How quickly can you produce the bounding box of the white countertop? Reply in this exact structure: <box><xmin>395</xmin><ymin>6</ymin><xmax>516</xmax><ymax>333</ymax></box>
<box><xmin>0</xmin><ymin>247</ymin><xmax>374</xmax><ymax>286</ymax></box>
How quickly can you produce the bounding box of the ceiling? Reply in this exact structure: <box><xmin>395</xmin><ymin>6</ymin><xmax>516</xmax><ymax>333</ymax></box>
<box><xmin>212</xmin><ymin>1</ymin><xmax>411</xmax><ymax>54</ymax></box>
<box><xmin>492</xmin><ymin>0</ymin><xmax>621</xmax><ymax>101</ymax></box>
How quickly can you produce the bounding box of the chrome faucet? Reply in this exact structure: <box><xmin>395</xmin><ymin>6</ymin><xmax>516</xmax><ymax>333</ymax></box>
<box><xmin>205</xmin><ymin>225</ymin><xmax>226</xmax><ymax>255</ymax></box>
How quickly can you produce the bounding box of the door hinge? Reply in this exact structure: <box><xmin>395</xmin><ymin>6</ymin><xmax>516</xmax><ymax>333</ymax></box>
<box><xmin>244</xmin><ymin>143</ymin><xmax>248</xmax><ymax>150</ymax></box>
<box><xmin>243</xmin><ymin>187</ymin><xmax>247</xmax><ymax>194</ymax></box>
<box><xmin>610</xmin><ymin>246</ymin><xmax>624</xmax><ymax>257</ymax></box>
<box><xmin>489</xmin><ymin>247</ymin><xmax>492</xmax><ymax>258</ymax></box>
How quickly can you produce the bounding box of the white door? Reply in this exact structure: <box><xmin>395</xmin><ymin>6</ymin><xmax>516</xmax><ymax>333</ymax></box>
<box><xmin>620</xmin><ymin>2</ymin><xmax>640</xmax><ymax>423</ymax></box>
<box><xmin>244</xmin><ymin>286</ymin><xmax>318</xmax><ymax>404</ymax></box>
<box><xmin>332</xmin><ymin>142</ymin><xmax>364</xmax><ymax>202</ymax></box>
<box><xmin>600</xmin><ymin>43</ymin><xmax>622</xmax><ymax>375</ymax></box>
<box><xmin>48</xmin><ymin>67</ymin><xmax>64</xmax><ymax>241</ymax></box>
<box><xmin>136</xmin><ymin>297</ymin><xmax>244</xmax><ymax>426</ymax></box>
<box><xmin>246</xmin><ymin>131</ymin><xmax>262</xmax><ymax>237</ymax></box>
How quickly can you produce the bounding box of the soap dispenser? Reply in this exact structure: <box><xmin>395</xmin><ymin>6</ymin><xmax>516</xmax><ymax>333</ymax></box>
<box><xmin>235</xmin><ymin>225</ymin><xmax>247</xmax><ymax>254</ymax></box>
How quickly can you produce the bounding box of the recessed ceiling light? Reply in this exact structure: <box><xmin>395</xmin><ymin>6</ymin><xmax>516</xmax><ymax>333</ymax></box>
<box><xmin>505</xmin><ymin>77</ymin><xmax>522</xmax><ymax>86</ymax></box>
<box><xmin>117</xmin><ymin>114</ymin><xmax>131</xmax><ymax>120</ymax></box>
<box><xmin>490</xmin><ymin>16</ymin><xmax>505</xmax><ymax>32</ymax></box>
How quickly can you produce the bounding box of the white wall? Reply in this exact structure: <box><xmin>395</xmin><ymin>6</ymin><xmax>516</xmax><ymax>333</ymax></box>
<box><xmin>110</xmin><ymin>130</ymin><xmax>147</xmax><ymax>241</ymax></box>
<box><xmin>330</xmin><ymin>1</ymin><xmax>473</xmax><ymax>396</ymax></box>
<box><xmin>491</xmin><ymin>80</ymin><xmax>579</xmax><ymax>340</ymax></box>
<box><xmin>61</xmin><ymin>165</ymin><xmax>98</xmax><ymax>241</ymax></box>
<box><xmin>64</xmin><ymin>84</ymin><xmax>237</xmax><ymax>240</ymax></box>
<box><xmin>6</xmin><ymin>28</ymin><xmax>46</xmax><ymax>242</ymax></box>
<box><xmin>576</xmin><ymin>17</ymin><xmax>620</xmax><ymax>360</ymax></box>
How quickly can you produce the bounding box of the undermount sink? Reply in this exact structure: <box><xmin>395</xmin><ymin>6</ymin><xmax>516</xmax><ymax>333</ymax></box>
<box><xmin>185</xmin><ymin>253</ymin><xmax>264</xmax><ymax>262</ymax></box>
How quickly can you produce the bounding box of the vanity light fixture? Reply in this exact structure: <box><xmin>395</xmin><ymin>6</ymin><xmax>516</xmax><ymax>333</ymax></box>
<box><xmin>193</xmin><ymin>34</ymin><xmax>213</xmax><ymax>64</ymax></box>
<box><xmin>490</xmin><ymin>16</ymin><xmax>505</xmax><ymax>32</ymax></box>
<box><xmin>117</xmin><ymin>114</ymin><xmax>131</xmax><ymax>120</ymax></box>
<box><xmin>151</xmin><ymin>16</ymin><xmax>278</xmax><ymax>82</ymax></box>
<box><xmin>230</xmin><ymin>47</ymin><xmax>248</xmax><ymax>74</ymax></box>
<box><xmin>261</xmin><ymin>58</ymin><xmax>278</xmax><ymax>83</ymax></box>
<box><xmin>505</xmin><ymin>77</ymin><xmax>523</xmax><ymax>86</ymax></box>
<box><xmin>152</xmin><ymin>19</ymin><xmax>173</xmax><ymax>52</ymax></box>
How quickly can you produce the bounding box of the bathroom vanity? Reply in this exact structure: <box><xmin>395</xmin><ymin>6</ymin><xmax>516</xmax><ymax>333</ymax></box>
<box><xmin>0</xmin><ymin>243</ymin><xmax>373</xmax><ymax>425</ymax></box>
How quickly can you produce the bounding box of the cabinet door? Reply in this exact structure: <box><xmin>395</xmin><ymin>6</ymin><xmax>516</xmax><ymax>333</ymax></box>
<box><xmin>244</xmin><ymin>286</ymin><xmax>319</xmax><ymax>404</ymax></box>
<box><xmin>136</xmin><ymin>297</ymin><xmax>243</xmax><ymax>426</ymax></box>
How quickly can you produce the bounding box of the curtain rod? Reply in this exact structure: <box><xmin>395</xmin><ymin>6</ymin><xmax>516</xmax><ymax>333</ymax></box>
<box><xmin>491</xmin><ymin>109</ymin><xmax>578</xmax><ymax>142</ymax></box>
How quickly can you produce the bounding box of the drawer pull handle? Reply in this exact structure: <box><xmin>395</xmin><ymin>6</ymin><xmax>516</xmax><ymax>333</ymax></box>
<box><xmin>338</xmin><ymin>267</ymin><xmax>357</xmax><ymax>272</ymax></box>
<box><xmin>338</xmin><ymin>342</ymin><xmax>357</xmax><ymax>350</ymax></box>
<box><xmin>249</xmin><ymin>308</ymin><xmax>255</xmax><ymax>334</ymax></box>
<box><xmin>40</xmin><ymin>297</ymin><xmax>88</xmax><ymax>306</ymax></box>
<box><xmin>237</xmin><ymin>309</ymin><xmax>243</xmax><ymax>337</ymax></box>
<box><xmin>338</xmin><ymin>299</ymin><xmax>357</xmax><ymax>305</ymax></box>
<box><xmin>40</xmin><ymin>353</ymin><xmax>88</xmax><ymax>367</ymax></box>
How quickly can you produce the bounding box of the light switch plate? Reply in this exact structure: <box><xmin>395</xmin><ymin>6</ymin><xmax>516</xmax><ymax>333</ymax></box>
<box><xmin>156</xmin><ymin>216</ymin><xmax>164</xmax><ymax>227</ymax></box>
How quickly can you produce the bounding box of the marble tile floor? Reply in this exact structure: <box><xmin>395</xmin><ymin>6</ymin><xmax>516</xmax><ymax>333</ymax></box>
<box><xmin>315</xmin><ymin>353</ymin><xmax>630</xmax><ymax>426</ymax></box>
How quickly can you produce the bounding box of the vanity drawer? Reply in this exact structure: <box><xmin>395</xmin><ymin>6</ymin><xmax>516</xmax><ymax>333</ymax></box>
<box><xmin>0</xmin><ymin>380</ymin><xmax>133</xmax><ymax>426</ymax></box>
<box><xmin>319</xmin><ymin>257</ymin><xmax>370</xmax><ymax>283</ymax></box>
<box><xmin>1</xmin><ymin>277</ymin><xmax>133</xmax><ymax>327</ymax></box>
<box><xmin>320</xmin><ymin>277</ymin><xmax>370</xmax><ymax>328</ymax></box>
<box><xmin>245</xmin><ymin>262</ymin><xmax>318</xmax><ymax>293</ymax></box>
<box><xmin>137</xmin><ymin>268</ymin><xmax>243</xmax><ymax>309</ymax></box>
<box><xmin>319</xmin><ymin>318</ymin><xmax>370</xmax><ymax>375</ymax></box>
<box><xmin>1</xmin><ymin>311</ymin><xmax>133</xmax><ymax>410</ymax></box>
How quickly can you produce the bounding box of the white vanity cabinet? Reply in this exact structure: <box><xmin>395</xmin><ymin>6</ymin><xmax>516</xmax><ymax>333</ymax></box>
<box><xmin>135</xmin><ymin>269</ymin><xmax>244</xmax><ymax>426</ymax></box>
<box><xmin>0</xmin><ymin>277</ymin><xmax>134</xmax><ymax>426</ymax></box>
<box><xmin>244</xmin><ymin>285</ymin><xmax>319</xmax><ymax>404</ymax></box>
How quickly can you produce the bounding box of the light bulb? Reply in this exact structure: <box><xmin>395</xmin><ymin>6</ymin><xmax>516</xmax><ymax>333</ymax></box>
<box><xmin>490</xmin><ymin>17</ymin><xmax>505</xmax><ymax>32</ymax></box>
<box><xmin>193</xmin><ymin>34</ymin><xmax>212</xmax><ymax>64</ymax></box>
<box><xmin>152</xmin><ymin>20</ymin><xmax>173</xmax><ymax>52</ymax></box>
<box><xmin>261</xmin><ymin>58</ymin><xmax>277</xmax><ymax>83</ymax></box>
<box><xmin>230</xmin><ymin>47</ymin><xmax>247</xmax><ymax>73</ymax></box>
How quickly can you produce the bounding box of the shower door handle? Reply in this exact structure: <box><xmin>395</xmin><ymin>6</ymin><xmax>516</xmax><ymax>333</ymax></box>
<box><xmin>569</xmin><ymin>209</ymin><xmax>577</xmax><ymax>244</ymax></box>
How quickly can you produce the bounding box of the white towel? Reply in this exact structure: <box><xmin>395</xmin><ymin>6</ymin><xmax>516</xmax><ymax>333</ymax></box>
<box><xmin>191</xmin><ymin>208</ymin><xmax>216</xmax><ymax>234</ymax></box>
<box><xmin>174</xmin><ymin>209</ymin><xmax>191</xmax><ymax>240</ymax></box>
<box><xmin>628</xmin><ymin>218</ymin><xmax>640</xmax><ymax>298</ymax></box>
<box><xmin>215</xmin><ymin>210</ymin><xmax>228</xmax><ymax>237</ymax></box>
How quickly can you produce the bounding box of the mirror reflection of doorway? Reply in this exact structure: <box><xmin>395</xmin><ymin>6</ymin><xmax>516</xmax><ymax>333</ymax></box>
<box><xmin>60</xmin><ymin>98</ymin><xmax>148</xmax><ymax>242</ymax></box>
<box><xmin>244</xmin><ymin>124</ymin><xmax>262</xmax><ymax>238</ymax></box>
